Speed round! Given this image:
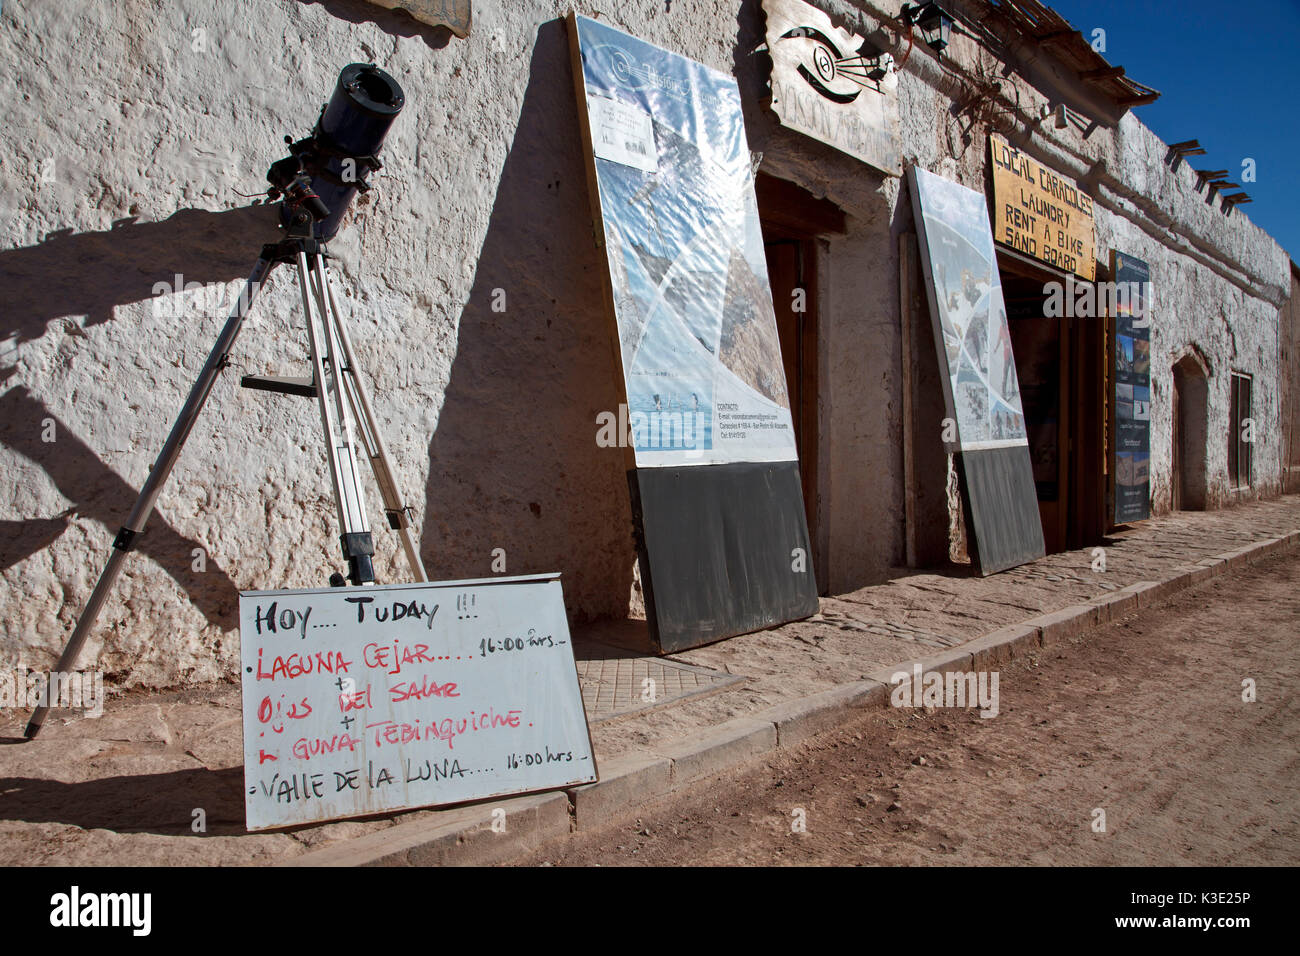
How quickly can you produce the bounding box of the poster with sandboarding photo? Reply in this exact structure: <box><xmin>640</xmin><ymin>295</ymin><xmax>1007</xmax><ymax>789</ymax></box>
<box><xmin>908</xmin><ymin>166</ymin><xmax>1044</xmax><ymax>575</ymax></box>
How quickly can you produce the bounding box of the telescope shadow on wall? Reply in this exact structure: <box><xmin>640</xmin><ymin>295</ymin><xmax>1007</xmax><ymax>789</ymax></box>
<box><xmin>0</xmin><ymin>386</ymin><xmax>239</xmax><ymax>630</ymax></box>
<box><xmin>419</xmin><ymin>19</ymin><xmax>638</xmax><ymax>622</ymax></box>
<box><xmin>292</xmin><ymin>0</ymin><xmax>455</xmax><ymax>49</ymax></box>
<box><xmin>0</xmin><ymin>510</ymin><xmax>74</xmax><ymax>576</ymax></box>
<box><xmin>0</xmin><ymin>204</ymin><xmax>277</xmax><ymax>345</ymax></box>
<box><xmin>0</xmin><ymin>205</ymin><xmax>276</xmax><ymax>627</ymax></box>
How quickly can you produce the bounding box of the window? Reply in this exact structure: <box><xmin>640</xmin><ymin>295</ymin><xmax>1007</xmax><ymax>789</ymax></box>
<box><xmin>1229</xmin><ymin>372</ymin><xmax>1253</xmax><ymax>489</ymax></box>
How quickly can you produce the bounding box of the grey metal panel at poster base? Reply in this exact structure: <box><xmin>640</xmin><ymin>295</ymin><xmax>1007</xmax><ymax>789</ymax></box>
<box><xmin>1112</xmin><ymin>250</ymin><xmax>1152</xmax><ymax>524</ymax></box>
<box><xmin>569</xmin><ymin>14</ymin><xmax>817</xmax><ymax>651</ymax></box>
<box><xmin>957</xmin><ymin>445</ymin><xmax>1045</xmax><ymax>572</ymax></box>
<box><xmin>907</xmin><ymin>166</ymin><xmax>1045</xmax><ymax>574</ymax></box>
<box><xmin>238</xmin><ymin>573</ymin><xmax>595</xmax><ymax>831</ymax></box>
<box><xmin>630</xmin><ymin>461</ymin><xmax>817</xmax><ymax>653</ymax></box>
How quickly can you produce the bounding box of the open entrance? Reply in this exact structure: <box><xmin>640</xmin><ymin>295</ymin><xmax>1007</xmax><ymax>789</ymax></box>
<box><xmin>756</xmin><ymin>173</ymin><xmax>844</xmax><ymax>595</ymax></box>
<box><xmin>997</xmin><ymin>250</ymin><xmax>1107</xmax><ymax>552</ymax></box>
<box><xmin>1171</xmin><ymin>353</ymin><xmax>1209</xmax><ymax>510</ymax></box>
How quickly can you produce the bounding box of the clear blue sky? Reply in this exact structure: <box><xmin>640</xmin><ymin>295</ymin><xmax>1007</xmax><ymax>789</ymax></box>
<box><xmin>1048</xmin><ymin>0</ymin><xmax>1300</xmax><ymax>264</ymax></box>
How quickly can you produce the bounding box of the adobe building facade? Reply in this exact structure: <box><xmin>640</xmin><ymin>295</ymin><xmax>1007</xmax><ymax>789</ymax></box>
<box><xmin>0</xmin><ymin>0</ymin><xmax>1290</xmax><ymax>688</ymax></box>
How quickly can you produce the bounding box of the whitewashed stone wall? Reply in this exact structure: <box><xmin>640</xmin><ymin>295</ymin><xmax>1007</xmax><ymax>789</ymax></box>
<box><xmin>1</xmin><ymin>0</ymin><xmax>1288</xmax><ymax>688</ymax></box>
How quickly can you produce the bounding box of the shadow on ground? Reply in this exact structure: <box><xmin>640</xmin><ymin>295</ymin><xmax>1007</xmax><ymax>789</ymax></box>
<box><xmin>0</xmin><ymin>767</ymin><xmax>246</xmax><ymax>836</ymax></box>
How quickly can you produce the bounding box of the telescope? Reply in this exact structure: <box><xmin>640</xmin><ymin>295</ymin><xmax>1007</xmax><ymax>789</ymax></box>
<box><xmin>266</xmin><ymin>63</ymin><xmax>406</xmax><ymax>241</ymax></box>
<box><xmin>25</xmin><ymin>62</ymin><xmax>426</xmax><ymax>740</ymax></box>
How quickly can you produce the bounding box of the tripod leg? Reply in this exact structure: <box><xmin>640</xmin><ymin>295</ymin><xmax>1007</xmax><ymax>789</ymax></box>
<box><xmin>25</xmin><ymin>258</ymin><xmax>275</xmax><ymax>740</ymax></box>
<box><xmin>297</xmin><ymin>252</ymin><xmax>375</xmax><ymax>585</ymax></box>
<box><xmin>316</xmin><ymin>255</ymin><xmax>428</xmax><ymax>582</ymax></box>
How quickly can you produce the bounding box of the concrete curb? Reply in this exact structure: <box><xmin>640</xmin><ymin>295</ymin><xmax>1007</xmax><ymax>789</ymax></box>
<box><xmin>287</xmin><ymin>529</ymin><xmax>1300</xmax><ymax>866</ymax></box>
<box><xmin>649</xmin><ymin>716</ymin><xmax>777</xmax><ymax>787</ymax></box>
<box><xmin>760</xmin><ymin>680</ymin><xmax>888</xmax><ymax>749</ymax></box>
<box><xmin>282</xmin><ymin>791</ymin><xmax>572</xmax><ymax>867</ymax></box>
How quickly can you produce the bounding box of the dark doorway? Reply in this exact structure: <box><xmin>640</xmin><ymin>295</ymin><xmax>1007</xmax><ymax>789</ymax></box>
<box><xmin>764</xmin><ymin>239</ymin><xmax>816</xmax><ymax>519</ymax></box>
<box><xmin>756</xmin><ymin>173</ymin><xmax>844</xmax><ymax>595</ymax></box>
<box><xmin>997</xmin><ymin>251</ymin><xmax>1107</xmax><ymax>552</ymax></box>
<box><xmin>1172</xmin><ymin>354</ymin><xmax>1209</xmax><ymax>510</ymax></box>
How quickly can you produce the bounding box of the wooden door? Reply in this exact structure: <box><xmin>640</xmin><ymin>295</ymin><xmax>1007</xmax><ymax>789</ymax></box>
<box><xmin>1172</xmin><ymin>375</ymin><xmax>1183</xmax><ymax>510</ymax></box>
<box><xmin>764</xmin><ymin>237</ymin><xmax>817</xmax><ymax>542</ymax></box>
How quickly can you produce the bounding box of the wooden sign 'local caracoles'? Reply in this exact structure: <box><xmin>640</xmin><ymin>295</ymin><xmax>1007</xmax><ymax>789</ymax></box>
<box><xmin>364</xmin><ymin>0</ymin><xmax>471</xmax><ymax>37</ymax></box>
<box><xmin>763</xmin><ymin>0</ymin><xmax>901</xmax><ymax>176</ymax></box>
<box><xmin>989</xmin><ymin>132</ymin><xmax>1096</xmax><ymax>280</ymax></box>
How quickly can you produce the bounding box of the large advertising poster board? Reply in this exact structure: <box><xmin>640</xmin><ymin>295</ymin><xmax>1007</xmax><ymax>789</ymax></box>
<box><xmin>570</xmin><ymin>13</ymin><xmax>798</xmax><ymax>469</ymax></box>
<box><xmin>909</xmin><ymin>166</ymin><xmax>1045</xmax><ymax>574</ymax></box>
<box><xmin>909</xmin><ymin>167</ymin><xmax>1029</xmax><ymax>453</ymax></box>
<box><xmin>570</xmin><ymin>13</ymin><xmax>817</xmax><ymax>651</ymax></box>
<box><xmin>1111</xmin><ymin>250</ymin><xmax>1152</xmax><ymax>524</ymax></box>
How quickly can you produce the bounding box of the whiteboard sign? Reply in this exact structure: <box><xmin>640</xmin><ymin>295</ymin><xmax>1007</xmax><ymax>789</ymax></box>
<box><xmin>238</xmin><ymin>573</ymin><xmax>596</xmax><ymax>831</ymax></box>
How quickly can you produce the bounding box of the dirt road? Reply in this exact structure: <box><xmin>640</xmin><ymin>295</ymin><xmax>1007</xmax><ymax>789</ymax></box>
<box><xmin>516</xmin><ymin>553</ymin><xmax>1300</xmax><ymax>866</ymax></box>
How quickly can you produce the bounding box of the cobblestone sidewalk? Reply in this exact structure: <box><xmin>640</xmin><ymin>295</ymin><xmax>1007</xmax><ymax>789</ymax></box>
<box><xmin>2</xmin><ymin>496</ymin><xmax>1297</xmax><ymax>865</ymax></box>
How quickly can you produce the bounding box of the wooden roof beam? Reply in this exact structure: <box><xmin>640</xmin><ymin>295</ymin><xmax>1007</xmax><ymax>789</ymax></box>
<box><xmin>1037</xmin><ymin>28</ymin><xmax>1082</xmax><ymax>46</ymax></box>
<box><xmin>1166</xmin><ymin>140</ymin><xmax>1206</xmax><ymax>168</ymax></box>
<box><xmin>1206</xmin><ymin>180</ymin><xmax>1240</xmax><ymax>201</ymax></box>
<box><xmin>1080</xmin><ymin>65</ymin><xmax>1126</xmax><ymax>80</ymax></box>
<box><xmin>1221</xmin><ymin>192</ymin><xmax>1252</xmax><ymax>216</ymax></box>
<box><xmin>1115</xmin><ymin>91</ymin><xmax>1160</xmax><ymax>106</ymax></box>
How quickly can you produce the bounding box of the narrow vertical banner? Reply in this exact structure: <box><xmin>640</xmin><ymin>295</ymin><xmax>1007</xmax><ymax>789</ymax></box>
<box><xmin>1111</xmin><ymin>250</ymin><xmax>1152</xmax><ymax>523</ymax></box>
<box><xmin>568</xmin><ymin>12</ymin><xmax>817</xmax><ymax>651</ymax></box>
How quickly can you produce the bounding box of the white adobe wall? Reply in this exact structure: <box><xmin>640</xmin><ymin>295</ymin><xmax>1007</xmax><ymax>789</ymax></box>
<box><xmin>0</xmin><ymin>0</ymin><xmax>686</xmax><ymax>686</ymax></box>
<box><xmin>1101</xmin><ymin>116</ymin><xmax>1286</xmax><ymax>509</ymax></box>
<box><xmin>0</xmin><ymin>0</ymin><xmax>909</xmax><ymax>687</ymax></box>
<box><xmin>0</xmin><ymin>0</ymin><xmax>1289</xmax><ymax>688</ymax></box>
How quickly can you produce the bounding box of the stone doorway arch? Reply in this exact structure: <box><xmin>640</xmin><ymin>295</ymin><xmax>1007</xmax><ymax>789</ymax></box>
<box><xmin>1171</xmin><ymin>351</ymin><xmax>1210</xmax><ymax>510</ymax></box>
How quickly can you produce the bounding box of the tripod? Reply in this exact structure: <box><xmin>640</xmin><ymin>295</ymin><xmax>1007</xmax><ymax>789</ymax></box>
<box><xmin>24</xmin><ymin>215</ymin><xmax>427</xmax><ymax>739</ymax></box>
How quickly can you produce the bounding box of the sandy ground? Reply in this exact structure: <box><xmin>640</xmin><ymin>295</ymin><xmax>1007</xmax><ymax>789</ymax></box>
<box><xmin>581</xmin><ymin>496</ymin><xmax>1300</xmax><ymax>765</ymax></box>
<box><xmin>1</xmin><ymin>496</ymin><xmax>1297</xmax><ymax>864</ymax></box>
<box><xmin>516</xmin><ymin>551</ymin><xmax>1300</xmax><ymax>866</ymax></box>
